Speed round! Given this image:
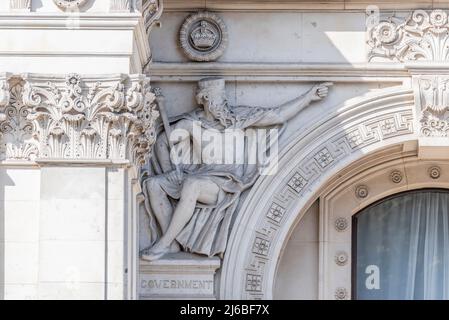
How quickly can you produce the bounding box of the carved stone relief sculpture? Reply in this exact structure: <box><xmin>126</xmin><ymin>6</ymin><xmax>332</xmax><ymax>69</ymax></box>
<box><xmin>140</xmin><ymin>78</ymin><xmax>332</xmax><ymax>261</ymax></box>
<box><xmin>180</xmin><ymin>12</ymin><xmax>228</xmax><ymax>62</ymax></box>
<box><xmin>0</xmin><ymin>74</ymin><xmax>159</xmax><ymax>165</ymax></box>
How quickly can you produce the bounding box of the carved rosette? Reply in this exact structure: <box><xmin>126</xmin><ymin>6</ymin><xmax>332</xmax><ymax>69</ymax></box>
<box><xmin>368</xmin><ymin>9</ymin><xmax>449</xmax><ymax>62</ymax></box>
<box><xmin>390</xmin><ymin>170</ymin><xmax>403</xmax><ymax>183</ymax></box>
<box><xmin>428</xmin><ymin>166</ymin><xmax>441</xmax><ymax>179</ymax></box>
<box><xmin>355</xmin><ymin>185</ymin><xmax>369</xmax><ymax>199</ymax></box>
<box><xmin>6</xmin><ymin>74</ymin><xmax>160</xmax><ymax>166</ymax></box>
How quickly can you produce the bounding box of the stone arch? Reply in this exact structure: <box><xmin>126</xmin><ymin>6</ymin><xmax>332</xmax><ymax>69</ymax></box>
<box><xmin>220</xmin><ymin>86</ymin><xmax>418</xmax><ymax>299</ymax></box>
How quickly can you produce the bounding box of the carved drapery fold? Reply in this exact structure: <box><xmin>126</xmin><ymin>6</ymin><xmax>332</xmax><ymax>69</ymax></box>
<box><xmin>0</xmin><ymin>74</ymin><xmax>159</xmax><ymax>165</ymax></box>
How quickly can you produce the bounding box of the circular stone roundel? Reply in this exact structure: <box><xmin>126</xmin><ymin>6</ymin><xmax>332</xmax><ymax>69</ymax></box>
<box><xmin>53</xmin><ymin>0</ymin><xmax>88</xmax><ymax>10</ymax></box>
<box><xmin>179</xmin><ymin>12</ymin><xmax>228</xmax><ymax>62</ymax></box>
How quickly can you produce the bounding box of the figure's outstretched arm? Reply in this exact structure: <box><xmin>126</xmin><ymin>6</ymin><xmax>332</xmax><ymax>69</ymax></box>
<box><xmin>252</xmin><ymin>82</ymin><xmax>333</xmax><ymax>126</ymax></box>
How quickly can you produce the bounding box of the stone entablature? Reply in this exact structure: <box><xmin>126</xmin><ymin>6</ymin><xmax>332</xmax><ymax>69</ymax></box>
<box><xmin>163</xmin><ymin>0</ymin><xmax>445</xmax><ymax>11</ymax></box>
<box><xmin>0</xmin><ymin>73</ymin><xmax>159</xmax><ymax>165</ymax></box>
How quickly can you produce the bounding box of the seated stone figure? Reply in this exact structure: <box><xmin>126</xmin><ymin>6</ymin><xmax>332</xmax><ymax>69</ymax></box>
<box><xmin>141</xmin><ymin>77</ymin><xmax>331</xmax><ymax>261</ymax></box>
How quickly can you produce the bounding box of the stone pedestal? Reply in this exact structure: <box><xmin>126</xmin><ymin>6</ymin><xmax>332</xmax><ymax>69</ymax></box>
<box><xmin>139</xmin><ymin>253</ymin><xmax>221</xmax><ymax>300</ymax></box>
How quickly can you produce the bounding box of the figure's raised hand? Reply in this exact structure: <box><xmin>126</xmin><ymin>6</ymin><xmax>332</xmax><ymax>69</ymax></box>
<box><xmin>310</xmin><ymin>82</ymin><xmax>333</xmax><ymax>101</ymax></box>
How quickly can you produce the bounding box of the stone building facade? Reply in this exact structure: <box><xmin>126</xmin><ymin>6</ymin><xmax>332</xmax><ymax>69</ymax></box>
<box><xmin>2</xmin><ymin>0</ymin><xmax>449</xmax><ymax>300</ymax></box>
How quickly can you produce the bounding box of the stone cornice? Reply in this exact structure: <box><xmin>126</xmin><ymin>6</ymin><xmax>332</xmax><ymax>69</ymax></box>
<box><xmin>163</xmin><ymin>0</ymin><xmax>443</xmax><ymax>12</ymax></box>
<box><xmin>0</xmin><ymin>13</ymin><xmax>144</xmax><ymax>29</ymax></box>
<box><xmin>0</xmin><ymin>11</ymin><xmax>154</xmax><ymax>72</ymax></box>
<box><xmin>148</xmin><ymin>62</ymin><xmax>410</xmax><ymax>82</ymax></box>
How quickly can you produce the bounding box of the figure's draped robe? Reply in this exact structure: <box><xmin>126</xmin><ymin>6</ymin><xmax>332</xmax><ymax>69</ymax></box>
<box><xmin>143</xmin><ymin>105</ymin><xmax>284</xmax><ymax>257</ymax></box>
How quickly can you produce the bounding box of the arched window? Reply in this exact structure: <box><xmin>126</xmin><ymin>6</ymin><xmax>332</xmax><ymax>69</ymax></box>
<box><xmin>353</xmin><ymin>189</ymin><xmax>449</xmax><ymax>300</ymax></box>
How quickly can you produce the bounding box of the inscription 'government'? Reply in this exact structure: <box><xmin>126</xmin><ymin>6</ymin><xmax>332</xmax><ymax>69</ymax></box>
<box><xmin>141</xmin><ymin>279</ymin><xmax>214</xmax><ymax>290</ymax></box>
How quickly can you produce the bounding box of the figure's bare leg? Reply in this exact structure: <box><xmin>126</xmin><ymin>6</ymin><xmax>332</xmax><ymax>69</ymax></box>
<box><xmin>146</xmin><ymin>176</ymin><xmax>173</xmax><ymax>233</ymax></box>
<box><xmin>146</xmin><ymin>176</ymin><xmax>180</xmax><ymax>253</ymax></box>
<box><xmin>142</xmin><ymin>177</ymin><xmax>219</xmax><ymax>260</ymax></box>
<box><xmin>154</xmin><ymin>134</ymin><xmax>174</xmax><ymax>174</ymax></box>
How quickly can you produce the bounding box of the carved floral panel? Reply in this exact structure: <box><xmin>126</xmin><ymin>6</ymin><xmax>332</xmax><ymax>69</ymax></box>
<box><xmin>0</xmin><ymin>74</ymin><xmax>159</xmax><ymax>165</ymax></box>
<box><xmin>368</xmin><ymin>9</ymin><xmax>449</xmax><ymax>62</ymax></box>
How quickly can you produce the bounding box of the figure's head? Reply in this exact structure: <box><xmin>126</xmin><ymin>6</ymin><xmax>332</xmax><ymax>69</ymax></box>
<box><xmin>196</xmin><ymin>77</ymin><xmax>233</xmax><ymax>126</ymax></box>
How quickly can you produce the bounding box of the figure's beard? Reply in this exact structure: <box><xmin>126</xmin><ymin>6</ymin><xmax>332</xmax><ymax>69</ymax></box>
<box><xmin>206</xmin><ymin>99</ymin><xmax>234</xmax><ymax>127</ymax></box>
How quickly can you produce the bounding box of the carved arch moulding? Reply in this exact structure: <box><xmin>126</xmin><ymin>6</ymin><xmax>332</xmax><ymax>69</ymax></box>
<box><xmin>0</xmin><ymin>73</ymin><xmax>159</xmax><ymax>166</ymax></box>
<box><xmin>319</xmin><ymin>149</ymin><xmax>449</xmax><ymax>299</ymax></box>
<box><xmin>220</xmin><ymin>87</ymin><xmax>417</xmax><ymax>299</ymax></box>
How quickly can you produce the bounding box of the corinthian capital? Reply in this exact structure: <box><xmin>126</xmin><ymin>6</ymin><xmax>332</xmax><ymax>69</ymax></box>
<box><xmin>21</xmin><ymin>73</ymin><xmax>159</xmax><ymax>166</ymax></box>
<box><xmin>0</xmin><ymin>79</ymin><xmax>10</xmax><ymax>123</ymax></box>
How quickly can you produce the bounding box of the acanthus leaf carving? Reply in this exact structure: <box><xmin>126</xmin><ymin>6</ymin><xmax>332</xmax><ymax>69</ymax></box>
<box><xmin>0</xmin><ymin>80</ymin><xmax>10</xmax><ymax>122</ymax></box>
<box><xmin>0</xmin><ymin>78</ymin><xmax>39</xmax><ymax>161</ymax></box>
<box><xmin>18</xmin><ymin>74</ymin><xmax>158</xmax><ymax>165</ymax></box>
<box><xmin>368</xmin><ymin>9</ymin><xmax>449</xmax><ymax>62</ymax></box>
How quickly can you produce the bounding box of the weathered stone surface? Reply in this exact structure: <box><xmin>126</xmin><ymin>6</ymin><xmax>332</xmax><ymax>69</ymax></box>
<box><xmin>139</xmin><ymin>253</ymin><xmax>220</xmax><ymax>299</ymax></box>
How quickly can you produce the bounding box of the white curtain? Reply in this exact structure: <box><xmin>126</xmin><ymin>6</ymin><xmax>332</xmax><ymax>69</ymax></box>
<box><xmin>356</xmin><ymin>190</ymin><xmax>449</xmax><ymax>300</ymax></box>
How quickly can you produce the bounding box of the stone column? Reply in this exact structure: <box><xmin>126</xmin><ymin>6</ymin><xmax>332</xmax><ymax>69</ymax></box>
<box><xmin>0</xmin><ymin>74</ymin><xmax>158</xmax><ymax>299</ymax></box>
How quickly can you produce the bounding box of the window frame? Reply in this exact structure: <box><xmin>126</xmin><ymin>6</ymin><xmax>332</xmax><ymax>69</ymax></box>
<box><xmin>351</xmin><ymin>188</ymin><xmax>449</xmax><ymax>300</ymax></box>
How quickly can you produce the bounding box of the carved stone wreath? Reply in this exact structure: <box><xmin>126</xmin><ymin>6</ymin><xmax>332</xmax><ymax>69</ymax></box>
<box><xmin>53</xmin><ymin>0</ymin><xmax>88</xmax><ymax>10</ymax></box>
<box><xmin>179</xmin><ymin>12</ymin><xmax>228</xmax><ymax>62</ymax></box>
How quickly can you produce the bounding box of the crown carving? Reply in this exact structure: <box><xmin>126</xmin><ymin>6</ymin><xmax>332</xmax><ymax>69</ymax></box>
<box><xmin>180</xmin><ymin>12</ymin><xmax>228</xmax><ymax>62</ymax></box>
<box><xmin>191</xmin><ymin>21</ymin><xmax>218</xmax><ymax>49</ymax></box>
